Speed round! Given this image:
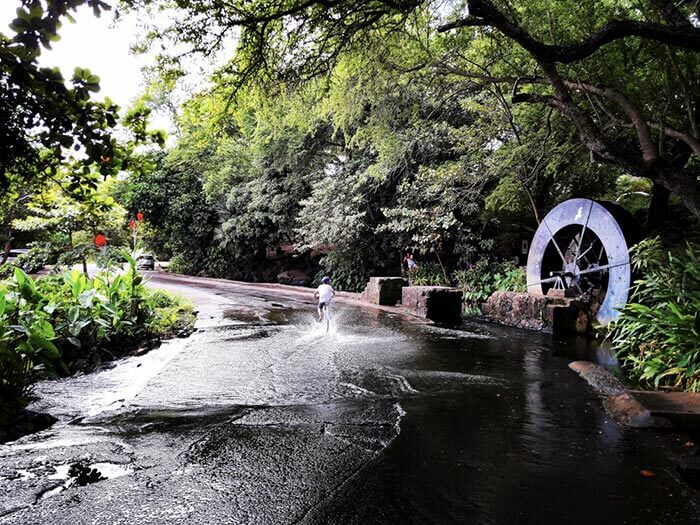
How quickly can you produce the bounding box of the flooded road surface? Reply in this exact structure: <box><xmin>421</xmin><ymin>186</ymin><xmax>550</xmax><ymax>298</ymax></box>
<box><xmin>1</xmin><ymin>275</ymin><xmax>699</xmax><ymax>524</ymax></box>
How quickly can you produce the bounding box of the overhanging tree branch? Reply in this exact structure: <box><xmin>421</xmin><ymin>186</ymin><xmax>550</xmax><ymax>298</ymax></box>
<box><xmin>437</xmin><ymin>0</ymin><xmax>700</xmax><ymax>63</ymax></box>
<box><xmin>563</xmin><ymin>81</ymin><xmax>659</xmax><ymax>163</ymax></box>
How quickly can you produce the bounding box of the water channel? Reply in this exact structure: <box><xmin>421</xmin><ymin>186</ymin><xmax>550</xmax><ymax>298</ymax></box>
<box><xmin>1</xmin><ymin>277</ymin><xmax>698</xmax><ymax>524</ymax></box>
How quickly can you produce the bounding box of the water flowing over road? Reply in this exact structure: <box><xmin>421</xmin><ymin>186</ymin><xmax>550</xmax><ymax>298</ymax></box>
<box><xmin>1</xmin><ymin>273</ymin><xmax>698</xmax><ymax>524</ymax></box>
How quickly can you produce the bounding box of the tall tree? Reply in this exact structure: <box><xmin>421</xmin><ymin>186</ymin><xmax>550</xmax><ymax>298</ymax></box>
<box><xmin>437</xmin><ymin>0</ymin><xmax>700</xmax><ymax>223</ymax></box>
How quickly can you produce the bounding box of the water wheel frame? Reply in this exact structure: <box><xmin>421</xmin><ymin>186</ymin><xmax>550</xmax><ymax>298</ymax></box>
<box><xmin>526</xmin><ymin>198</ymin><xmax>637</xmax><ymax>325</ymax></box>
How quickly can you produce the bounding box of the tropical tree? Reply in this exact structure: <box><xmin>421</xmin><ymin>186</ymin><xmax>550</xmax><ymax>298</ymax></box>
<box><xmin>116</xmin><ymin>148</ymin><xmax>219</xmax><ymax>274</ymax></box>
<box><xmin>13</xmin><ymin>175</ymin><xmax>128</xmax><ymax>273</ymax></box>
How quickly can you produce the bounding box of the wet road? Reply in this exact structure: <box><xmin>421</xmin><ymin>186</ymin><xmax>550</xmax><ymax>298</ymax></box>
<box><xmin>1</xmin><ymin>273</ymin><xmax>699</xmax><ymax>524</ymax></box>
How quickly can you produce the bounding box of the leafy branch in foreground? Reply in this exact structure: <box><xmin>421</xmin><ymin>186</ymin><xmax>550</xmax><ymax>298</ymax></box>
<box><xmin>1</xmin><ymin>1</ymin><xmax>166</xmax><ymax>196</ymax></box>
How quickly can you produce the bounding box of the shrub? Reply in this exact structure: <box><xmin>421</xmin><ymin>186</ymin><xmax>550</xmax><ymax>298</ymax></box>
<box><xmin>608</xmin><ymin>238</ymin><xmax>700</xmax><ymax>392</ymax></box>
<box><xmin>168</xmin><ymin>254</ymin><xmax>194</xmax><ymax>275</ymax></box>
<box><xmin>453</xmin><ymin>260</ymin><xmax>526</xmax><ymax>315</ymax></box>
<box><xmin>0</xmin><ymin>252</ymin><xmax>195</xmax><ymax>426</ymax></box>
<box><xmin>0</xmin><ymin>268</ymin><xmax>67</xmax><ymax>424</ymax></box>
<box><xmin>409</xmin><ymin>261</ymin><xmax>450</xmax><ymax>287</ymax></box>
<box><xmin>144</xmin><ymin>289</ymin><xmax>195</xmax><ymax>336</ymax></box>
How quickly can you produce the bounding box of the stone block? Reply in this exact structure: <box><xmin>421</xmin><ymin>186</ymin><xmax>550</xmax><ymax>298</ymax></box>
<box><xmin>401</xmin><ymin>286</ymin><xmax>463</xmax><ymax>323</ymax></box>
<box><xmin>360</xmin><ymin>277</ymin><xmax>406</xmax><ymax>305</ymax></box>
<box><xmin>482</xmin><ymin>291</ymin><xmax>589</xmax><ymax>335</ymax></box>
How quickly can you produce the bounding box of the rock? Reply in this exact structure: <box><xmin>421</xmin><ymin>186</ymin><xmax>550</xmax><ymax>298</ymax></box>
<box><xmin>603</xmin><ymin>393</ymin><xmax>666</xmax><ymax>428</ymax></box>
<box><xmin>569</xmin><ymin>361</ymin><xmax>671</xmax><ymax>428</ymax></box>
<box><xmin>569</xmin><ymin>360</ymin><xmax>625</xmax><ymax>396</ymax></box>
<box><xmin>482</xmin><ymin>291</ymin><xmax>590</xmax><ymax>335</ymax></box>
<box><xmin>360</xmin><ymin>277</ymin><xmax>406</xmax><ymax>306</ymax></box>
<box><xmin>277</xmin><ymin>269</ymin><xmax>312</xmax><ymax>286</ymax></box>
<box><xmin>401</xmin><ymin>286</ymin><xmax>463</xmax><ymax>323</ymax></box>
<box><xmin>0</xmin><ymin>410</ymin><xmax>57</xmax><ymax>444</ymax></box>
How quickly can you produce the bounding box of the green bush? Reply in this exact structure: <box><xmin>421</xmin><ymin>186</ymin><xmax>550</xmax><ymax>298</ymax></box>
<box><xmin>453</xmin><ymin>260</ymin><xmax>526</xmax><ymax>315</ymax></box>
<box><xmin>0</xmin><ymin>262</ymin><xmax>13</xmax><ymax>280</ymax></box>
<box><xmin>0</xmin><ymin>268</ymin><xmax>67</xmax><ymax>423</ymax></box>
<box><xmin>144</xmin><ymin>289</ymin><xmax>195</xmax><ymax>336</ymax></box>
<box><xmin>608</xmin><ymin>238</ymin><xmax>700</xmax><ymax>392</ymax></box>
<box><xmin>0</xmin><ymin>252</ymin><xmax>195</xmax><ymax>425</ymax></box>
<box><xmin>168</xmin><ymin>254</ymin><xmax>196</xmax><ymax>275</ymax></box>
<box><xmin>409</xmin><ymin>262</ymin><xmax>450</xmax><ymax>287</ymax></box>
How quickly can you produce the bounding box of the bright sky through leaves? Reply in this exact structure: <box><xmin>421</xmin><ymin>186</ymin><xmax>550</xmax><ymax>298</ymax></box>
<box><xmin>0</xmin><ymin>3</ymin><xmax>151</xmax><ymax>114</ymax></box>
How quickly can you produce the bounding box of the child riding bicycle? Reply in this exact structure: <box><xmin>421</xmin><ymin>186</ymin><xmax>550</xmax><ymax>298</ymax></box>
<box><xmin>313</xmin><ymin>276</ymin><xmax>336</xmax><ymax>322</ymax></box>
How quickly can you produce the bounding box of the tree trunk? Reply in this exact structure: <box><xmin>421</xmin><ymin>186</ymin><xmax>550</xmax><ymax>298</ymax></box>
<box><xmin>655</xmin><ymin>168</ymin><xmax>700</xmax><ymax>218</ymax></box>
<box><xmin>647</xmin><ymin>182</ymin><xmax>670</xmax><ymax>228</ymax></box>
<box><xmin>2</xmin><ymin>241</ymin><xmax>11</xmax><ymax>265</ymax></box>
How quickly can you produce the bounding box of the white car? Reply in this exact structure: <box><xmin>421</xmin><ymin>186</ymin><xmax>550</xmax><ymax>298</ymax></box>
<box><xmin>136</xmin><ymin>254</ymin><xmax>155</xmax><ymax>270</ymax></box>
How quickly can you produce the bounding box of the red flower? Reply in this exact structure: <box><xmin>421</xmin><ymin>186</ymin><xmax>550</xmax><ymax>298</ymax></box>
<box><xmin>129</xmin><ymin>219</ymin><xmax>135</xmax><ymax>230</ymax></box>
<box><xmin>94</xmin><ymin>233</ymin><xmax>107</xmax><ymax>248</ymax></box>
<box><xmin>136</xmin><ymin>212</ymin><xmax>144</xmax><ymax>222</ymax></box>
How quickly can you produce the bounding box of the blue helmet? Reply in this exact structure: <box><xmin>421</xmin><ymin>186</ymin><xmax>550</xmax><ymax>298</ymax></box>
<box><xmin>321</xmin><ymin>276</ymin><xmax>331</xmax><ymax>284</ymax></box>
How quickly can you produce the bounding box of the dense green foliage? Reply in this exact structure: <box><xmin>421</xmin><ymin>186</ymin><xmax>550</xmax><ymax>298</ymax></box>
<box><xmin>0</xmin><ymin>255</ymin><xmax>194</xmax><ymax>424</ymax></box>
<box><xmin>609</xmin><ymin>238</ymin><xmax>700</xmax><ymax>392</ymax></box>
<box><xmin>123</xmin><ymin>0</ymin><xmax>700</xmax><ymax>219</ymax></box>
<box><xmin>453</xmin><ymin>260</ymin><xmax>527</xmax><ymax>314</ymax></box>
<box><xmin>119</xmin><ymin>7</ymin><xmax>629</xmax><ymax>290</ymax></box>
<box><xmin>116</xmin><ymin>150</ymin><xmax>218</xmax><ymax>274</ymax></box>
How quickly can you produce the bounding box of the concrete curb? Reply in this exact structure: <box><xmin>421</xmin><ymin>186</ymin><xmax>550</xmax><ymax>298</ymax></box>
<box><xmin>569</xmin><ymin>361</ymin><xmax>671</xmax><ymax>428</ymax></box>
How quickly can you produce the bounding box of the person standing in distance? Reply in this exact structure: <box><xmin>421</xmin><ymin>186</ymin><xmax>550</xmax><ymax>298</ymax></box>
<box><xmin>403</xmin><ymin>253</ymin><xmax>419</xmax><ymax>284</ymax></box>
<box><xmin>314</xmin><ymin>276</ymin><xmax>336</xmax><ymax>322</ymax></box>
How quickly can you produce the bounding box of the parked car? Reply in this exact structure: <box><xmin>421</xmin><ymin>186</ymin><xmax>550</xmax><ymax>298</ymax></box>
<box><xmin>136</xmin><ymin>254</ymin><xmax>155</xmax><ymax>270</ymax></box>
<box><xmin>6</xmin><ymin>248</ymin><xmax>28</xmax><ymax>262</ymax></box>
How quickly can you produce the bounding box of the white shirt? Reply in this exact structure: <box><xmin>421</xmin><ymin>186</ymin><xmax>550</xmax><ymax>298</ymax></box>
<box><xmin>317</xmin><ymin>284</ymin><xmax>334</xmax><ymax>303</ymax></box>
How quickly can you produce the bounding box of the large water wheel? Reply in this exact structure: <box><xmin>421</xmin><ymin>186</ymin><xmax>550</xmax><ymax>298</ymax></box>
<box><xmin>526</xmin><ymin>198</ymin><xmax>640</xmax><ymax>325</ymax></box>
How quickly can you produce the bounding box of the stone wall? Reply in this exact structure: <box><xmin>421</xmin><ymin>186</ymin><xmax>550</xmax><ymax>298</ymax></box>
<box><xmin>482</xmin><ymin>291</ymin><xmax>589</xmax><ymax>335</ymax></box>
<box><xmin>360</xmin><ymin>277</ymin><xmax>406</xmax><ymax>306</ymax></box>
<box><xmin>402</xmin><ymin>286</ymin><xmax>463</xmax><ymax>323</ymax></box>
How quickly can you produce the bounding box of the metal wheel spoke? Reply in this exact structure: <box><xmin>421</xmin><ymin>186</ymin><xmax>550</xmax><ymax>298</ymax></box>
<box><xmin>527</xmin><ymin>276</ymin><xmax>561</xmax><ymax>286</ymax></box>
<box><xmin>573</xmin><ymin>202</ymin><xmax>593</xmax><ymax>262</ymax></box>
<box><xmin>542</xmin><ymin>218</ymin><xmax>568</xmax><ymax>265</ymax></box>
<box><xmin>577</xmin><ymin>243</ymin><xmax>594</xmax><ymax>262</ymax></box>
<box><xmin>597</xmin><ymin>244</ymin><xmax>605</xmax><ymax>264</ymax></box>
<box><xmin>576</xmin><ymin>261</ymin><xmax>628</xmax><ymax>277</ymax></box>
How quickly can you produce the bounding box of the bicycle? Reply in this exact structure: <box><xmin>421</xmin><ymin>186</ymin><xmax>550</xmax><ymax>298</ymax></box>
<box><xmin>319</xmin><ymin>302</ymin><xmax>332</xmax><ymax>333</ymax></box>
